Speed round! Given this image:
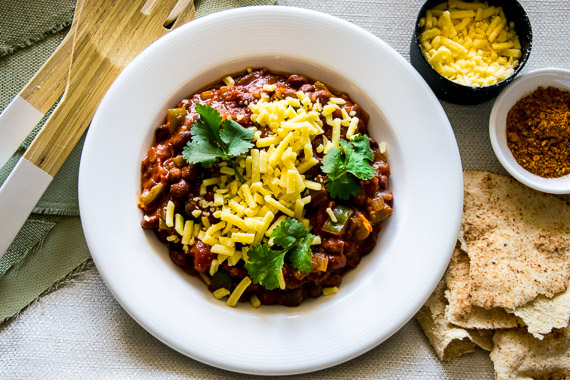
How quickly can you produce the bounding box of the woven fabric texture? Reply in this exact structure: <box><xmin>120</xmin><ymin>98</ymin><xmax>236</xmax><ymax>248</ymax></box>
<box><xmin>0</xmin><ymin>0</ymin><xmax>75</xmax><ymax>57</ymax></box>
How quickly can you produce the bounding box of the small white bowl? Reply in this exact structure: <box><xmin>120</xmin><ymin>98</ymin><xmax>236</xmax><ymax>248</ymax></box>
<box><xmin>489</xmin><ymin>68</ymin><xmax>570</xmax><ymax>194</ymax></box>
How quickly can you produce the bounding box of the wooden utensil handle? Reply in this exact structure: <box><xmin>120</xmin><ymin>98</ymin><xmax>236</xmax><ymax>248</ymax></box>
<box><xmin>22</xmin><ymin>47</ymin><xmax>113</xmax><ymax>177</ymax></box>
<box><xmin>19</xmin><ymin>32</ymin><xmax>73</xmax><ymax>115</ymax></box>
<box><xmin>19</xmin><ymin>0</ymin><xmax>85</xmax><ymax>113</ymax></box>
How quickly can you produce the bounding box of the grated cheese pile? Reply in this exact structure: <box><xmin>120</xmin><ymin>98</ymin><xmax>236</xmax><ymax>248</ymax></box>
<box><xmin>418</xmin><ymin>0</ymin><xmax>522</xmax><ymax>87</ymax></box>
<box><xmin>162</xmin><ymin>83</ymin><xmax>362</xmax><ymax>306</ymax></box>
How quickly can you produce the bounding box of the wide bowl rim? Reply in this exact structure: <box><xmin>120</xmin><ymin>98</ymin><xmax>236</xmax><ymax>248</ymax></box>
<box><xmin>79</xmin><ymin>5</ymin><xmax>464</xmax><ymax>375</ymax></box>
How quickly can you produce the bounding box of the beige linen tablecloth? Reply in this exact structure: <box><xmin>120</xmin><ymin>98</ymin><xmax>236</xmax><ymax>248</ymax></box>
<box><xmin>1</xmin><ymin>0</ymin><xmax>569</xmax><ymax>378</ymax></box>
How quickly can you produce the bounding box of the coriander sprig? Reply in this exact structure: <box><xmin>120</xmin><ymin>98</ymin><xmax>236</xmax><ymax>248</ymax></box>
<box><xmin>245</xmin><ymin>218</ymin><xmax>315</xmax><ymax>290</ymax></box>
<box><xmin>182</xmin><ymin>104</ymin><xmax>254</xmax><ymax>181</ymax></box>
<box><xmin>321</xmin><ymin>134</ymin><xmax>376</xmax><ymax>200</ymax></box>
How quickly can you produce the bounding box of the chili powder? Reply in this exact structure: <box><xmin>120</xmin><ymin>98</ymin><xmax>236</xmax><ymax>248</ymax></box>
<box><xmin>506</xmin><ymin>86</ymin><xmax>570</xmax><ymax>178</ymax></box>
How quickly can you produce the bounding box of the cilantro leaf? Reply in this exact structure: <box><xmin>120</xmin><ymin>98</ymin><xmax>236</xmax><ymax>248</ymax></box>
<box><xmin>271</xmin><ymin>217</ymin><xmax>309</xmax><ymax>250</ymax></box>
<box><xmin>339</xmin><ymin>138</ymin><xmax>375</xmax><ymax>180</ymax></box>
<box><xmin>288</xmin><ymin>234</ymin><xmax>314</xmax><ymax>273</ymax></box>
<box><xmin>321</xmin><ymin>135</ymin><xmax>376</xmax><ymax>200</ymax></box>
<box><xmin>349</xmin><ymin>134</ymin><xmax>374</xmax><ymax>161</ymax></box>
<box><xmin>220</xmin><ymin>118</ymin><xmax>256</xmax><ymax>157</ymax></box>
<box><xmin>346</xmin><ymin>153</ymin><xmax>376</xmax><ymax>180</ymax></box>
<box><xmin>245</xmin><ymin>217</ymin><xmax>314</xmax><ymax>289</ymax></box>
<box><xmin>182</xmin><ymin>104</ymin><xmax>254</xmax><ymax>181</ymax></box>
<box><xmin>181</xmin><ymin>143</ymin><xmax>219</xmax><ymax>167</ymax></box>
<box><xmin>326</xmin><ymin>173</ymin><xmax>362</xmax><ymax>200</ymax></box>
<box><xmin>244</xmin><ymin>244</ymin><xmax>284</xmax><ymax>290</ymax></box>
<box><xmin>321</xmin><ymin>147</ymin><xmax>344</xmax><ymax>178</ymax></box>
<box><xmin>191</xmin><ymin>103</ymin><xmax>223</xmax><ymax>143</ymax></box>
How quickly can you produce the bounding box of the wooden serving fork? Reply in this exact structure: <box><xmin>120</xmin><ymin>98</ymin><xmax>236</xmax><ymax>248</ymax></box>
<box><xmin>0</xmin><ymin>0</ymin><xmax>85</xmax><ymax>170</ymax></box>
<box><xmin>0</xmin><ymin>0</ymin><xmax>196</xmax><ymax>257</ymax></box>
<box><xmin>0</xmin><ymin>0</ymin><xmax>195</xmax><ymax>170</ymax></box>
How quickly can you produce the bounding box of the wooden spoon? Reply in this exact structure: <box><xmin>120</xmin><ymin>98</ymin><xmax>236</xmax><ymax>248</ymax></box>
<box><xmin>0</xmin><ymin>0</ymin><xmax>196</xmax><ymax>257</ymax></box>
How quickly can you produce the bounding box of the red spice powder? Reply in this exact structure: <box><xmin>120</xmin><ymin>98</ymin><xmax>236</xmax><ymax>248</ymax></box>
<box><xmin>506</xmin><ymin>86</ymin><xmax>570</xmax><ymax>178</ymax></box>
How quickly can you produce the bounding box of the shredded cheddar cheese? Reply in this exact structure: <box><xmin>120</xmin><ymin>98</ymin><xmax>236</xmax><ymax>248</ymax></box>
<box><xmin>418</xmin><ymin>1</ymin><xmax>521</xmax><ymax>86</ymax></box>
<box><xmin>160</xmin><ymin>85</ymin><xmax>376</xmax><ymax>306</ymax></box>
<box><xmin>227</xmin><ymin>276</ymin><xmax>252</xmax><ymax>307</ymax></box>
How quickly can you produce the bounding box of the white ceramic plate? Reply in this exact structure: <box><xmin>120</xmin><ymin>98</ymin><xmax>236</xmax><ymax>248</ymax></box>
<box><xmin>489</xmin><ymin>67</ymin><xmax>570</xmax><ymax>194</ymax></box>
<box><xmin>79</xmin><ymin>6</ymin><xmax>462</xmax><ymax>375</ymax></box>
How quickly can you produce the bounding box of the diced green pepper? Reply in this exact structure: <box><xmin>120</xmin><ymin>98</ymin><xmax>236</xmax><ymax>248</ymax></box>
<box><xmin>172</xmin><ymin>155</ymin><xmax>186</xmax><ymax>168</ymax></box>
<box><xmin>314</xmin><ymin>81</ymin><xmax>328</xmax><ymax>91</ymax></box>
<box><xmin>322</xmin><ymin>205</ymin><xmax>354</xmax><ymax>235</ymax></box>
<box><xmin>167</xmin><ymin>107</ymin><xmax>187</xmax><ymax>132</ymax></box>
<box><xmin>140</xmin><ymin>183</ymin><xmax>163</xmax><ymax>207</ymax></box>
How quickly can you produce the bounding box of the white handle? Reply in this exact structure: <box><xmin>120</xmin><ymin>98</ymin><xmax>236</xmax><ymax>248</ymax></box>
<box><xmin>0</xmin><ymin>96</ymin><xmax>45</xmax><ymax>169</ymax></box>
<box><xmin>0</xmin><ymin>158</ymin><xmax>53</xmax><ymax>258</ymax></box>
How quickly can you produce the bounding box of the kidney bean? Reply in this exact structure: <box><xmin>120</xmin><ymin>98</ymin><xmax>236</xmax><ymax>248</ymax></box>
<box><xmin>299</xmin><ymin>84</ymin><xmax>314</xmax><ymax>93</ymax></box>
<box><xmin>257</xmin><ymin>290</ymin><xmax>278</xmax><ymax>305</ymax></box>
<box><xmin>165</xmin><ymin>167</ymin><xmax>181</xmax><ymax>184</ymax></box>
<box><xmin>279</xmin><ymin>288</ymin><xmax>304</xmax><ymax>307</ymax></box>
<box><xmin>155</xmin><ymin>144</ymin><xmax>173</xmax><ymax>162</ymax></box>
<box><xmin>170</xmin><ymin>179</ymin><xmax>190</xmax><ymax>198</ymax></box>
<box><xmin>155</xmin><ymin>124</ymin><xmax>171</xmax><ymax>142</ymax></box>
<box><xmin>284</xmin><ymin>268</ymin><xmax>303</xmax><ymax>289</ymax></box>
<box><xmin>171</xmin><ymin>130</ymin><xmax>191</xmax><ymax>150</ymax></box>
<box><xmin>235</xmin><ymin>70</ymin><xmax>262</xmax><ymax>86</ymax></box>
<box><xmin>309</xmin><ymin>285</ymin><xmax>323</xmax><ymax>298</ymax></box>
<box><xmin>322</xmin><ymin>238</ymin><xmax>345</xmax><ymax>254</ymax></box>
<box><xmin>327</xmin><ymin>253</ymin><xmax>347</xmax><ymax>270</ymax></box>
<box><xmin>321</xmin><ymin>273</ymin><xmax>342</xmax><ymax>287</ymax></box>
<box><xmin>181</xmin><ymin>165</ymin><xmax>198</xmax><ymax>181</ymax></box>
<box><xmin>362</xmin><ymin>176</ymin><xmax>379</xmax><ymax>197</ymax></box>
<box><xmin>140</xmin><ymin>214</ymin><xmax>159</xmax><ymax>229</ymax></box>
<box><xmin>281</xmin><ymin>88</ymin><xmax>297</xmax><ymax>98</ymax></box>
<box><xmin>378</xmin><ymin>175</ymin><xmax>388</xmax><ymax>189</ymax></box>
<box><xmin>170</xmin><ymin>250</ymin><xmax>188</xmax><ymax>266</ymax></box>
<box><xmin>345</xmin><ymin>247</ymin><xmax>363</xmax><ymax>268</ymax></box>
<box><xmin>373</xmin><ymin>159</ymin><xmax>390</xmax><ymax>175</ymax></box>
<box><xmin>310</xmin><ymin>90</ymin><xmax>331</xmax><ymax>104</ymax></box>
<box><xmin>286</xmin><ymin>74</ymin><xmax>309</xmax><ymax>88</ymax></box>
<box><xmin>359</xmin><ymin>231</ymin><xmax>379</xmax><ymax>256</ymax></box>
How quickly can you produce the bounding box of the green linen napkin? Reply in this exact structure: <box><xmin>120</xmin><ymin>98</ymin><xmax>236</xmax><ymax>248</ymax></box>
<box><xmin>0</xmin><ymin>0</ymin><xmax>277</xmax><ymax>324</ymax></box>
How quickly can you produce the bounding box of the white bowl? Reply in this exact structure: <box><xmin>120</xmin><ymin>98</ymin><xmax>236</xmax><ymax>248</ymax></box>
<box><xmin>78</xmin><ymin>6</ymin><xmax>463</xmax><ymax>375</ymax></box>
<box><xmin>489</xmin><ymin>68</ymin><xmax>570</xmax><ymax>194</ymax></box>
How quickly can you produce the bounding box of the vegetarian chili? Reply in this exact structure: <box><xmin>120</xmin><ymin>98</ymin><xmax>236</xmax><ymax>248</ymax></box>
<box><xmin>139</xmin><ymin>68</ymin><xmax>394</xmax><ymax>307</ymax></box>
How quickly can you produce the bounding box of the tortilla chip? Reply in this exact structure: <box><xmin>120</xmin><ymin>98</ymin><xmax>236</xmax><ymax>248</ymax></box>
<box><xmin>445</xmin><ymin>246</ymin><xmax>522</xmax><ymax>329</ymax></box>
<box><xmin>490</xmin><ymin>326</ymin><xmax>570</xmax><ymax>380</ymax></box>
<box><xmin>417</xmin><ymin>280</ymin><xmax>492</xmax><ymax>361</ymax></box>
<box><xmin>462</xmin><ymin>171</ymin><xmax>570</xmax><ymax>309</ymax></box>
<box><xmin>507</xmin><ymin>288</ymin><xmax>570</xmax><ymax>340</ymax></box>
